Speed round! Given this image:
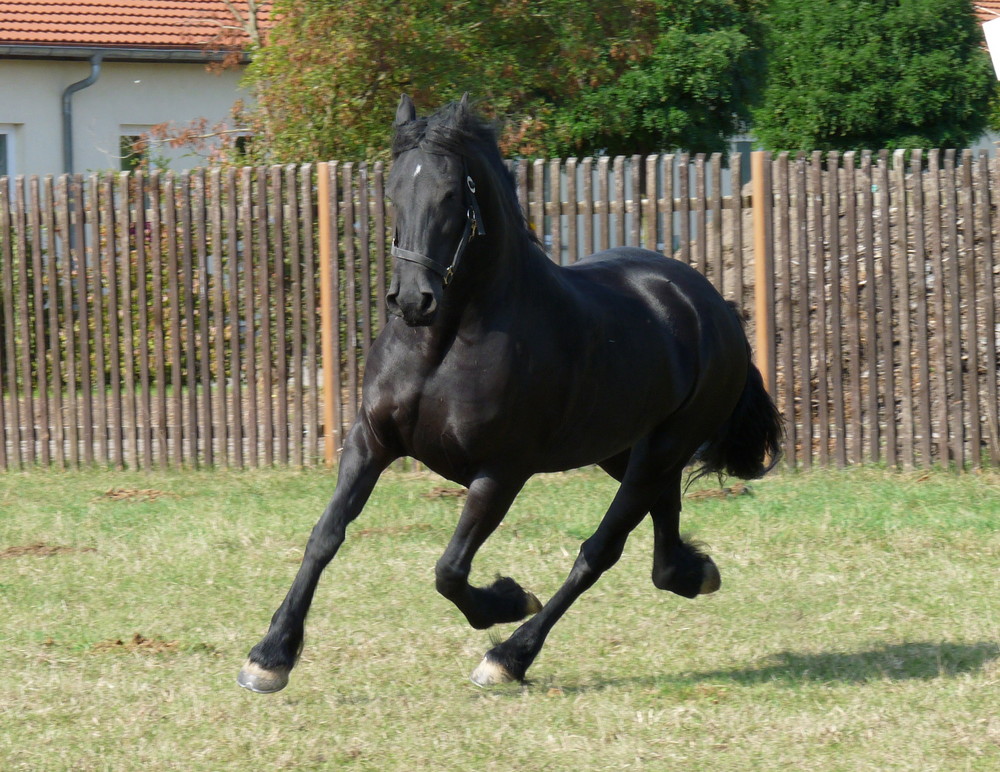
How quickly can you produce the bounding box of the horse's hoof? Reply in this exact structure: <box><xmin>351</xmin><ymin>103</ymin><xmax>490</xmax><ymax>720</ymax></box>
<box><xmin>525</xmin><ymin>591</ymin><xmax>543</xmax><ymax>615</ymax></box>
<box><xmin>700</xmin><ymin>561</ymin><xmax>721</xmax><ymax>595</ymax></box>
<box><xmin>237</xmin><ymin>659</ymin><xmax>290</xmax><ymax>694</ymax></box>
<box><xmin>470</xmin><ymin>657</ymin><xmax>515</xmax><ymax>687</ymax></box>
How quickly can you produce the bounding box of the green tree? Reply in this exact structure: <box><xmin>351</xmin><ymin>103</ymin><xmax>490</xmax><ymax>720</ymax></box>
<box><xmin>533</xmin><ymin>1</ymin><xmax>764</xmax><ymax>156</ymax></box>
<box><xmin>240</xmin><ymin>1</ymin><xmax>468</xmax><ymax>161</ymax></box>
<box><xmin>752</xmin><ymin>0</ymin><xmax>995</xmax><ymax>152</ymax></box>
<box><xmin>240</xmin><ymin>0</ymin><xmax>764</xmax><ymax>161</ymax></box>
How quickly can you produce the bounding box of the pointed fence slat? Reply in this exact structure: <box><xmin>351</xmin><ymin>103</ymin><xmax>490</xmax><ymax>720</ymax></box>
<box><xmin>1</xmin><ymin>180</ymin><xmax>19</xmax><ymax>468</ymax></box>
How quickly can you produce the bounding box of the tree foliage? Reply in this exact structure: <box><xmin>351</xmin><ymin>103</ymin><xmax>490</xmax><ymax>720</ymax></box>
<box><xmin>221</xmin><ymin>0</ymin><xmax>994</xmax><ymax>162</ymax></box>
<box><xmin>751</xmin><ymin>0</ymin><xmax>995</xmax><ymax>152</ymax></box>
<box><xmin>533</xmin><ymin>1</ymin><xmax>764</xmax><ymax>156</ymax></box>
<box><xmin>241</xmin><ymin>0</ymin><xmax>764</xmax><ymax>161</ymax></box>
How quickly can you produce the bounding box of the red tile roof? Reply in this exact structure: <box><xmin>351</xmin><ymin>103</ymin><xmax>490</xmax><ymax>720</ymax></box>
<box><xmin>0</xmin><ymin>1</ymin><xmax>272</xmax><ymax>50</ymax></box>
<box><xmin>976</xmin><ymin>2</ymin><xmax>1000</xmax><ymax>24</ymax></box>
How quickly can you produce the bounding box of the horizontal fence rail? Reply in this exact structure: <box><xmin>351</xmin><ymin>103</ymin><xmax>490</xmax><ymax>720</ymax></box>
<box><xmin>0</xmin><ymin>151</ymin><xmax>997</xmax><ymax>471</ymax></box>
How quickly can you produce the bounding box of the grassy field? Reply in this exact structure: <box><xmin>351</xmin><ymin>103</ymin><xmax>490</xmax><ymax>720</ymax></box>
<box><xmin>0</xmin><ymin>464</ymin><xmax>998</xmax><ymax>771</ymax></box>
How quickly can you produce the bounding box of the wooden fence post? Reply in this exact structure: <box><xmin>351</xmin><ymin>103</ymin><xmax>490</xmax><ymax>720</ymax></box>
<box><xmin>318</xmin><ymin>162</ymin><xmax>337</xmax><ymax>466</ymax></box>
<box><xmin>751</xmin><ymin>151</ymin><xmax>776</xmax><ymax>396</ymax></box>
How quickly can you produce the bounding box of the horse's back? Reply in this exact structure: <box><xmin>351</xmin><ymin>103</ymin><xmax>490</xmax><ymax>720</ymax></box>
<box><xmin>568</xmin><ymin>247</ymin><xmax>720</xmax><ymax>296</ymax></box>
<box><xmin>561</xmin><ymin>247</ymin><xmax>741</xmax><ymax>340</ymax></box>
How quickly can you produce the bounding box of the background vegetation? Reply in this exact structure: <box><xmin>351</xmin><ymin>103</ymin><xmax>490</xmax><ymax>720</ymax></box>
<box><xmin>751</xmin><ymin>0</ymin><xmax>996</xmax><ymax>152</ymax></box>
<box><xmin>223</xmin><ymin>0</ymin><xmax>996</xmax><ymax>163</ymax></box>
<box><xmin>2</xmin><ymin>466</ymin><xmax>998</xmax><ymax>770</ymax></box>
<box><xmin>241</xmin><ymin>0</ymin><xmax>764</xmax><ymax>161</ymax></box>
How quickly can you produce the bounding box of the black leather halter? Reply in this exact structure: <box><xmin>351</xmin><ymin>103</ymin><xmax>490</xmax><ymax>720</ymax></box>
<box><xmin>391</xmin><ymin>161</ymin><xmax>486</xmax><ymax>287</ymax></box>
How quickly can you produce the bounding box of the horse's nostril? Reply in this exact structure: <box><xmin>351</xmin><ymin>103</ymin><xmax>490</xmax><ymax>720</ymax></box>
<box><xmin>387</xmin><ymin>287</ymin><xmax>438</xmax><ymax>325</ymax></box>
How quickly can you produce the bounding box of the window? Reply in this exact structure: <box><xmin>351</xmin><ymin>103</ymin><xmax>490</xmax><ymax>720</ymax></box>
<box><xmin>120</xmin><ymin>134</ymin><xmax>148</xmax><ymax>172</ymax></box>
<box><xmin>0</xmin><ymin>125</ymin><xmax>16</xmax><ymax>178</ymax></box>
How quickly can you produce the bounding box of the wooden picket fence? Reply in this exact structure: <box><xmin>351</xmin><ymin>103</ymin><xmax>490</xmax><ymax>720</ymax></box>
<box><xmin>759</xmin><ymin>149</ymin><xmax>999</xmax><ymax>470</ymax></box>
<box><xmin>0</xmin><ymin>150</ymin><xmax>997</xmax><ymax>471</ymax></box>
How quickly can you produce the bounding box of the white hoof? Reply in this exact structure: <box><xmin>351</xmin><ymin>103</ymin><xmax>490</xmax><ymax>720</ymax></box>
<box><xmin>237</xmin><ymin>659</ymin><xmax>290</xmax><ymax>694</ymax></box>
<box><xmin>470</xmin><ymin>657</ymin><xmax>515</xmax><ymax>687</ymax></box>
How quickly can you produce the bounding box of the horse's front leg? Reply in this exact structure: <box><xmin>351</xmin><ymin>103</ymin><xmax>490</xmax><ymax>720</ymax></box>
<box><xmin>435</xmin><ymin>473</ymin><xmax>542</xmax><ymax>629</ymax></box>
<box><xmin>238</xmin><ymin>423</ymin><xmax>393</xmax><ymax>693</ymax></box>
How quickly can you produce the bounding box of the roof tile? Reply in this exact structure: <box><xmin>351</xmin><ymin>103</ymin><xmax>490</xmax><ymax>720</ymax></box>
<box><xmin>976</xmin><ymin>2</ymin><xmax>1000</xmax><ymax>23</ymax></box>
<box><xmin>0</xmin><ymin>1</ymin><xmax>272</xmax><ymax>49</ymax></box>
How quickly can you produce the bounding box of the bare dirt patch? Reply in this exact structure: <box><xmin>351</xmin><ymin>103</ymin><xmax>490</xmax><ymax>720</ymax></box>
<box><xmin>0</xmin><ymin>542</ymin><xmax>96</xmax><ymax>559</ymax></box>
<box><xmin>422</xmin><ymin>486</ymin><xmax>467</xmax><ymax>500</ymax></box>
<box><xmin>91</xmin><ymin>634</ymin><xmax>179</xmax><ymax>655</ymax></box>
<box><xmin>686</xmin><ymin>482</ymin><xmax>751</xmax><ymax>500</ymax></box>
<box><xmin>98</xmin><ymin>488</ymin><xmax>177</xmax><ymax>502</ymax></box>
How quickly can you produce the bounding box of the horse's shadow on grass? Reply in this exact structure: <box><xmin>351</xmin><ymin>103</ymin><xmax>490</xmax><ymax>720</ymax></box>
<box><xmin>552</xmin><ymin>641</ymin><xmax>999</xmax><ymax>693</ymax></box>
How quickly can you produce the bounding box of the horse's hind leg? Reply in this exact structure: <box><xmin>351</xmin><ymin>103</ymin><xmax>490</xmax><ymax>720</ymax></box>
<box><xmin>470</xmin><ymin>446</ymin><xmax>667</xmax><ymax>686</ymax></box>
<box><xmin>649</xmin><ymin>469</ymin><xmax>721</xmax><ymax>598</ymax></box>
<box><xmin>602</xmin><ymin>456</ymin><xmax>719</xmax><ymax>598</ymax></box>
<box><xmin>435</xmin><ymin>474</ymin><xmax>542</xmax><ymax>629</ymax></box>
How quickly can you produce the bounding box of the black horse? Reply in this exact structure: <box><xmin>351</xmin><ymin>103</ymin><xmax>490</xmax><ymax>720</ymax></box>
<box><xmin>238</xmin><ymin>95</ymin><xmax>781</xmax><ymax>693</ymax></box>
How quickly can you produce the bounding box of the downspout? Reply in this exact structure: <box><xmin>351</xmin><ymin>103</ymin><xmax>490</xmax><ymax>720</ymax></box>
<box><xmin>61</xmin><ymin>52</ymin><xmax>104</xmax><ymax>175</ymax></box>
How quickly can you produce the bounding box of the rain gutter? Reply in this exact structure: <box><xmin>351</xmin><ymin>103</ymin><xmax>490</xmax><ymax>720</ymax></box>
<box><xmin>61</xmin><ymin>52</ymin><xmax>104</xmax><ymax>175</ymax></box>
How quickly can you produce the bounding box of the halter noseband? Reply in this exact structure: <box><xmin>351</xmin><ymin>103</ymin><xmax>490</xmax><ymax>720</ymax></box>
<box><xmin>391</xmin><ymin>160</ymin><xmax>486</xmax><ymax>287</ymax></box>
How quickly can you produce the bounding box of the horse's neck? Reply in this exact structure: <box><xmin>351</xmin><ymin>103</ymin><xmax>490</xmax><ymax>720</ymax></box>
<box><xmin>428</xmin><ymin>232</ymin><xmax>551</xmax><ymax>344</ymax></box>
<box><xmin>471</xmin><ymin>229</ymin><xmax>551</xmax><ymax>301</ymax></box>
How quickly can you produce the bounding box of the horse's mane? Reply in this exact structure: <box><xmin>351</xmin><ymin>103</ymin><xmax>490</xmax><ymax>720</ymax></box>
<box><xmin>392</xmin><ymin>101</ymin><xmax>538</xmax><ymax>248</ymax></box>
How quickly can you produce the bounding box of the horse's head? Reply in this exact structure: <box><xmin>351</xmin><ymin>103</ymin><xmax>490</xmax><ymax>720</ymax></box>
<box><xmin>386</xmin><ymin>94</ymin><xmax>487</xmax><ymax>326</ymax></box>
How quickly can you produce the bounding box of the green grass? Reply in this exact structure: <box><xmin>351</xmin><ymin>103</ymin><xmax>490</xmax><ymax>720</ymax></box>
<box><xmin>1</xmin><ymin>465</ymin><xmax>998</xmax><ymax>771</ymax></box>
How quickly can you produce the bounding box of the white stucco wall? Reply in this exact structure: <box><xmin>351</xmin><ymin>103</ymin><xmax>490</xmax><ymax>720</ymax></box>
<box><xmin>0</xmin><ymin>57</ymin><xmax>249</xmax><ymax>177</ymax></box>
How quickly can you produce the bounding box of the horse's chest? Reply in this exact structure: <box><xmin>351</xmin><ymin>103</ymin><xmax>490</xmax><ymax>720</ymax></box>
<box><xmin>422</xmin><ymin>359</ymin><xmax>507</xmax><ymax>423</ymax></box>
<box><xmin>395</xmin><ymin>355</ymin><xmax>513</xmax><ymax>460</ymax></box>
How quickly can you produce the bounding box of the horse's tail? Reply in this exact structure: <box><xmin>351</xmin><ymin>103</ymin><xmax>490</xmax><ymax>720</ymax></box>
<box><xmin>693</xmin><ymin>343</ymin><xmax>783</xmax><ymax>481</ymax></box>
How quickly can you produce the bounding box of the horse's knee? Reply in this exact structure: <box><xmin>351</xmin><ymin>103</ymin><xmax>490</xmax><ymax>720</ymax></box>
<box><xmin>434</xmin><ymin>558</ymin><xmax>467</xmax><ymax>600</ymax></box>
<box><xmin>575</xmin><ymin>535</ymin><xmax>627</xmax><ymax>581</ymax></box>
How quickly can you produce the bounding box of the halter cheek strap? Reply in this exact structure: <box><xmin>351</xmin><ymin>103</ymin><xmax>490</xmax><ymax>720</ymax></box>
<box><xmin>391</xmin><ymin>164</ymin><xmax>486</xmax><ymax>287</ymax></box>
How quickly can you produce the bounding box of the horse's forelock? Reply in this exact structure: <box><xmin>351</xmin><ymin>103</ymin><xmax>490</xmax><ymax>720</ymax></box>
<box><xmin>393</xmin><ymin>100</ymin><xmax>496</xmax><ymax>158</ymax></box>
<box><xmin>391</xmin><ymin>99</ymin><xmax>535</xmax><ymax>246</ymax></box>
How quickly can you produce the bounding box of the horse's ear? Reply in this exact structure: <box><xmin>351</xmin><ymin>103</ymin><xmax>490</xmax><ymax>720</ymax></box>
<box><xmin>396</xmin><ymin>94</ymin><xmax>417</xmax><ymax>126</ymax></box>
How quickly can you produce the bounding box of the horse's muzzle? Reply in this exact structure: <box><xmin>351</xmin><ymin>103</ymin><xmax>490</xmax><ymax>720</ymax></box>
<box><xmin>386</xmin><ymin>270</ymin><xmax>439</xmax><ymax>326</ymax></box>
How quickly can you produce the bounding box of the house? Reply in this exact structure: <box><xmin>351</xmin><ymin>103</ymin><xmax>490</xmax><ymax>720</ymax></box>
<box><xmin>0</xmin><ymin>1</ymin><xmax>272</xmax><ymax>177</ymax></box>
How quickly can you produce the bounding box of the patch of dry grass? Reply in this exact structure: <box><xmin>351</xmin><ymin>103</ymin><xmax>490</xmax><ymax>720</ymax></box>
<box><xmin>0</xmin><ymin>466</ymin><xmax>997</xmax><ymax>770</ymax></box>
